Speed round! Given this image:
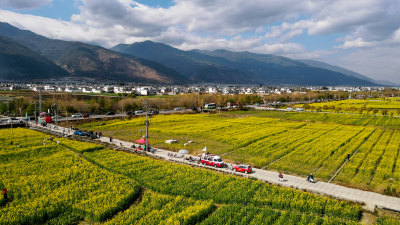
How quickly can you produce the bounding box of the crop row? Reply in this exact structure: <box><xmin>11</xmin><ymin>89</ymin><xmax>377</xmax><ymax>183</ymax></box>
<box><xmin>334</xmin><ymin>128</ymin><xmax>400</xmax><ymax>195</ymax></box>
<box><xmin>0</xmin><ymin>128</ymin><xmax>141</xmax><ymax>224</ymax></box>
<box><xmin>59</xmin><ymin>138</ymin><xmax>104</xmax><ymax>153</ymax></box>
<box><xmin>201</xmin><ymin>205</ymin><xmax>358</xmax><ymax>225</ymax></box>
<box><xmin>227</xmin><ymin>123</ymin><xmax>336</xmax><ymax>167</ymax></box>
<box><xmin>104</xmin><ymin>191</ymin><xmax>214</xmax><ymax>225</ymax></box>
<box><xmin>269</xmin><ymin>125</ymin><xmax>364</xmax><ymax>175</ymax></box>
<box><xmin>233</xmin><ymin>110</ymin><xmax>400</xmax><ymax>129</ymax></box>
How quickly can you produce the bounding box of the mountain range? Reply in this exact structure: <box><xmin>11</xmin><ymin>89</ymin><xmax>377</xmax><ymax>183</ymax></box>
<box><xmin>0</xmin><ymin>22</ymin><xmax>185</xmax><ymax>83</ymax></box>
<box><xmin>0</xmin><ymin>22</ymin><xmax>390</xmax><ymax>86</ymax></box>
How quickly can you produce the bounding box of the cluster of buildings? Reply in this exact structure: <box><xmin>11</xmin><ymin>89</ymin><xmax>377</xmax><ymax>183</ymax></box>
<box><xmin>0</xmin><ymin>82</ymin><xmax>397</xmax><ymax>96</ymax></box>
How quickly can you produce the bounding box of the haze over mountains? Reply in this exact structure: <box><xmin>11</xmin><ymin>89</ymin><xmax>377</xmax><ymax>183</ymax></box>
<box><xmin>0</xmin><ymin>22</ymin><xmax>388</xmax><ymax>86</ymax></box>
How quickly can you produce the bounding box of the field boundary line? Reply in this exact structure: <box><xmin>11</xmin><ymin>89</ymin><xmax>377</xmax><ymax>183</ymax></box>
<box><xmin>367</xmin><ymin>130</ymin><xmax>394</xmax><ymax>186</ymax></box>
<box><xmin>313</xmin><ymin>127</ymin><xmax>366</xmax><ymax>174</ymax></box>
<box><xmin>220</xmin><ymin>129</ymin><xmax>291</xmax><ymax>157</ymax></box>
<box><xmin>351</xmin><ymin>129</ymin><xmax>385</xmax><ymax>179</ymax></box>
<box><xmin>328</xmin><ymin>147</ymin><xmax>362</xmax><ymax>183</ymax></box>
<box><xmin>327</xmin><ymin>129</ymin><xmax>376</xmax><ymax>182</ymax></box>
<box><xmin>391</xmin><ymin>138</ymin><xmax>400</xmax><ymax>174</ymax></box>
<box><xmin>262</xmin><ymin>124</ymin><xmax>341</xmax><ymax>170</ymax></box>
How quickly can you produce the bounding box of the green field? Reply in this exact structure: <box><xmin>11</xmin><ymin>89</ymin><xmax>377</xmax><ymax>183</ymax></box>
<box><xmin>78</xmin><ymin>111</ymin><xmax>400</xmax><ymax>196</ymax></box>
<box><xmin>1</xmin><ymin>128</ymin><xmax>387</xmax><ymax>224</ymax></box>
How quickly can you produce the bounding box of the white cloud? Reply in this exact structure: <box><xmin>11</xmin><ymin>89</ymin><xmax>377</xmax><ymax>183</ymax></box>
<box><xmin>0</xmin><ymin>0</ymin><xmax>52</xmax><ymax>9</ymax></box>
<box><xmin>335</xmin><ymin>38</ymin><xmax>375</xmax><ymax>49</ymax></box>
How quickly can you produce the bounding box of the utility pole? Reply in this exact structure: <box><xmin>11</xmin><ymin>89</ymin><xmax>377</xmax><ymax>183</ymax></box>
<box><xmin>144</xmin><ymin>100</ymin><xmax>149</xmax><ymax>152</ymax></box>
<box><xmin>34</xmin><ymin>102</ymin><xmax>37</xmax><ymax>125</ymax></box>
<box><xmin>39</xmin><ymin>89</ymin><xmax>42</xmax><ymax>116</ymax></box>
<box><xmin>55</xmin><ymin>108</ymin><xmax>58</xmax><ymax>126</ymax></box>
<box><xmin>66</xmin><ymin>109</ymin><xmax>68</xmax><ymax>128</ymax></box>
<box><xmin>145</xmin><ymin>112</ymin><xmax>149</xmax><ymax>151</ymax></box>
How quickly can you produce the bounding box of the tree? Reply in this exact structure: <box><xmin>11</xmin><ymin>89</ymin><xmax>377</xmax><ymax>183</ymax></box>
<box><xmin>0</xmin><ymin>103</ymin><xmax>7</xmax><ymax>113</ymax></box>
<box><xmin>25</xmin><ymin>103</ymin><xmax>36</xmax><ymax>116</ymax></box>
<box><xmin>65</xmin><ymin>105</ymin><xmax>77</xmax><ymax>114</ymax></box>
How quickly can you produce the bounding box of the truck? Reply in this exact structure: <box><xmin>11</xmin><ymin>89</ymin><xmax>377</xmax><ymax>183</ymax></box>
<box><xmin>200</xmin><ymin>153</ymin><xmax>225</xmax><ymax>168</ymax></box>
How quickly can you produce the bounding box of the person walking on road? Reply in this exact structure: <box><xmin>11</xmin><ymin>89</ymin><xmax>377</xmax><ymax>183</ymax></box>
<box><xmin>110</xmin><ymin>136</ymin><xmax>113</xmax><ymax>142</ymax></box>
<box><xmin>99</xmin><ymin>132</ymin><xmax>102</xmax><ymax>138</ymax></box>
<box><xmin>279</xmin><ymin>172</ymin><xmax>283</xmax><ymax>182</ymax></box>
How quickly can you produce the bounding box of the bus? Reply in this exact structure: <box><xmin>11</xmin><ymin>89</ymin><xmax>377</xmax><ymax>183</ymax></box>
<box><xmin>205</xmin><ymin>103</ymin><xmax>216</xmax><ymax>109</ymax></box>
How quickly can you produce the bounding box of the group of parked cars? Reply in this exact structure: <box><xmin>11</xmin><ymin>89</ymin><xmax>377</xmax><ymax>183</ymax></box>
<box><xmin>73</xmin><ymin>129</ymin><xmax>98</xmax><ymax>139</ymax></box>
<box><xmin>126</xmin><ymin>109</ymin><xmax>159</xmax><ymax>116</ymax></box>
<box><xmin>71</xmin><ymin>113</ymin><xmax>90</xmax><ymax>118</ymax></box>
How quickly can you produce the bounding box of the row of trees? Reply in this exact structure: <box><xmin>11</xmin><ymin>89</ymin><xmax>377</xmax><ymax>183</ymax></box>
<box><xmin>303</xmin><ymin>104</ymin><xmax>400</xmax><ymax>116</ymax></box>
<box><xmin>0</xmin><ymin>93</ymin><xmax>266</xmax><ymax>116</ymax></box>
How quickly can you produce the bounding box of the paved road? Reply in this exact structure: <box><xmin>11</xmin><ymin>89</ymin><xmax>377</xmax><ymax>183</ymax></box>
<box><xmin>46</xmin><ymin>109</ymin><xmax>191</xmax><ymax>122</ymax></box>
<box><xmin>28</xmin><ymin>122</ymin><xmax>400</xmax><ymax>213</ymax></box>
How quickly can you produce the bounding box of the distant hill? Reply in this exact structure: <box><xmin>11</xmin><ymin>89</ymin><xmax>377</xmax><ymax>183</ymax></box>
<box><xmin>0</xmin><ymin>36</ymin><xmax>68</xmax><ymax>80</ymax></box>
<box><xmin>112</xmin><ymin>41</ymin><xmax>378</xmax><ymax>86</ymax></box>
<box><xmin>299</xmin><ymin>59</ymin><xmax>375</xmax><ymax>83</ymax></box>
<box><xmin>112</xmin><ymin>41</ymin><xmax>253</xmax><ymax>83</ymax></box>
<box><xmin>0</xmin><ymin>22</ymin><xmax>186</xmax><ymax>83</ymax></box>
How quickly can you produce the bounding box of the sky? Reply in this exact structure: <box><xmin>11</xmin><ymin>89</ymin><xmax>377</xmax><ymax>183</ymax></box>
<box><xmin>0</xmin><ymin>0</ymin><xmax>399</xmax><ymax>83</ymax></box>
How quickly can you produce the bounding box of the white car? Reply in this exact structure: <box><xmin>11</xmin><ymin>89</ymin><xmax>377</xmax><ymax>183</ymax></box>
<box><xmin>7</xmin><ymin>118</ymin><xmax>23</xmax><ymax>124</ymax></box>
<box><xmin>135</xmin><ymin>110</ymin><xmax>144</xmax><ymax>115</ymax></box>
<box><xmin>72</xmin><ymin>113</ymin><xmax>82</xmax><ymax>118</ymax></box>
<box><xmin>52</xmin><ymin>115</ymin><xmax>62</xmax><ymax>119</ymax></box>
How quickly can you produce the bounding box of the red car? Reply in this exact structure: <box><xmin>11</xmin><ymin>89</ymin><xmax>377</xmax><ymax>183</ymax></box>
<box><xmin>83</xmin><ymin>113</ymin><xmax>90</xmax><ymax>118</ymax></box>
<box><xmin>233</xmin><ymin>164</ymin><xmax>252</xmax><ymax>174</ymax></box>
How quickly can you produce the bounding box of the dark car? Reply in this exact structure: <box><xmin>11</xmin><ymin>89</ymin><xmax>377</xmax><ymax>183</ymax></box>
<box><xmin>85</xmin><ymin>132</ymin><xmax>98</xmax><ymax>139</ymax></box>
<box><xmin>149</xmin><ymin>110</ymin><xmax>159</xmax><ymax>115</ymax></box>
<box><xmin>126</xmin><ymin>111</ymin><xmax>133</xmax><ymax>116</ymax></box>
<box><xmin>106</xmin><ymin>111</ymin><xmax>115</xmax><ymax>115</ymax></box>
<box><xmin>83</xmin><ymin>113</ymin><xmax>90</xmax><ymax>118</ymax></box>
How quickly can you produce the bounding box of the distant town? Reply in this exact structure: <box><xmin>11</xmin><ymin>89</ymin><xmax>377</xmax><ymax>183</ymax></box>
<box><xmin>1</xmin><ymin>81</ymin><xmax>398</xmax><ymax>97</ymax></box>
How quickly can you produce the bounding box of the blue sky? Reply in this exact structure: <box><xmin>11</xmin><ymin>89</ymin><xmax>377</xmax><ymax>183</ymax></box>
<box><xmin>0</xmin><ymin>0</ymin><xmax>399</xmax><ymax>83</ymax></box>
